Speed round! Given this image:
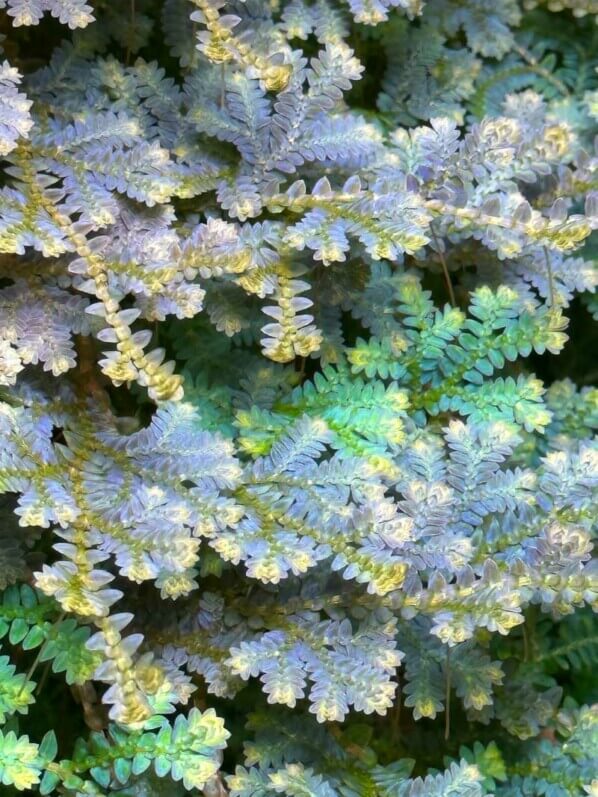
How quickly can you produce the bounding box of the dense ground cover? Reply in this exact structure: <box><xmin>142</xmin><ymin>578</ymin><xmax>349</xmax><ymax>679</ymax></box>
<box><xmin>0</xmin><ymin>0</ymin><xmax>597</xmax><ymax>794</ymax></box>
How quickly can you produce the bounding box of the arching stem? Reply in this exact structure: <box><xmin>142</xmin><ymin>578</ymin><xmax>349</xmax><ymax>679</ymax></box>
<box><xmin>431</xmin><ymin>225</ymin><xmax>456</xmax><ymax>306</ymax></box>
<box><xmin>20</xmin><ymin>612</ymin><xmax>66</xmax><ymax>695</ymax></box>
<box><xmin>444</xmin><ymin>645</ymin><xmax>451</xmax><ymax>742</ymax></box>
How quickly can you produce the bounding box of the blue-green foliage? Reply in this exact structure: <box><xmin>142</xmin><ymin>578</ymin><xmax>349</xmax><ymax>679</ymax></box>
<box><xmin>0</xmin><ymin>0</ymin><xmax>597</xmax><ymax>794</ymax></box>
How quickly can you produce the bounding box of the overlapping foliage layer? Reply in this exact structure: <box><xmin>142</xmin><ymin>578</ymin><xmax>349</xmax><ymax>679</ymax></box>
<box><xmin>0</xmin><ymin>0</ymin><xmax>597</xmax><ymax>794</ymax></box>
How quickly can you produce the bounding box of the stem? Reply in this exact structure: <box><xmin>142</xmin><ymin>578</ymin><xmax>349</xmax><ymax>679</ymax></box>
<box><xmin>297</xmin><ymin>356</ymin><xmax>306</xmax><ymax>381</ymax></box>
<box><xmin>512</xmin><ymin>42</ymin><xmax>569</xmax><ymax>97</ymax></box>
<box><xmin>431</xmin><ymin>225</ymin><xmax>456</xmax><ymax>307</ymax></box>
<box><xmin>536</xmin><ymin>634</ymin><xmax>598</xmax><ymax>665</ymax></box>
<box><xmin>35</xmin><ymin>660</ymin><xmax>52</xmax><ymax>696</ymax></box>
<box><xmin>20</xmin><ymin>612</ymin><xmax>66</xmax><ymax>695</ymax></box>
<box><xmin>444</xmin><ymin>646</ymin><xmax>451</xmax><ymax>742</ymax></box>
<box><xmin>391</xmin><ymin>673</ymin><xmax>401</xmax><ymax>747</ymax></box>
<box><xmin>543</xmin><ymin>246</ymin><xmax>557</xmax><ymax>307</ymax></box>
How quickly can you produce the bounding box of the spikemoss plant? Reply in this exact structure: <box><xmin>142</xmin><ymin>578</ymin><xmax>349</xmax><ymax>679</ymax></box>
<box><xmin>0</xmin><ymin>0</ymin><xmax>597</xmax><ymax>795</ymax></box>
